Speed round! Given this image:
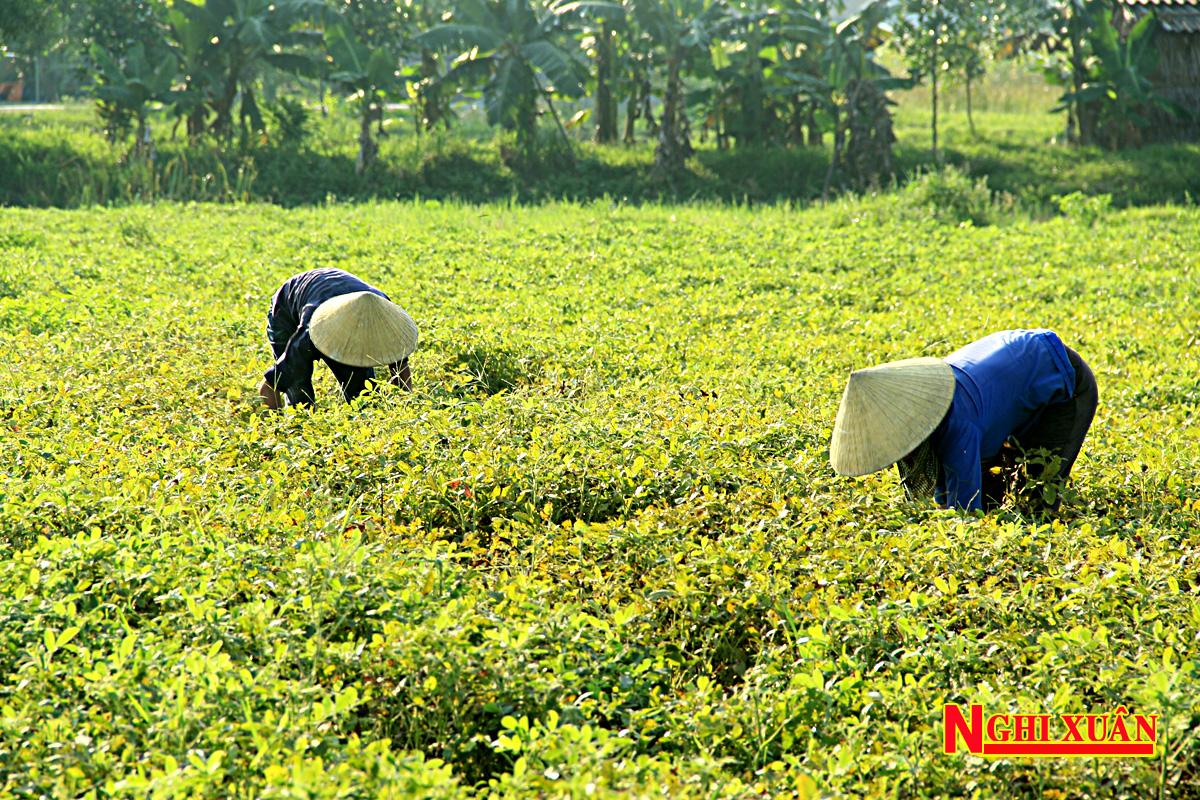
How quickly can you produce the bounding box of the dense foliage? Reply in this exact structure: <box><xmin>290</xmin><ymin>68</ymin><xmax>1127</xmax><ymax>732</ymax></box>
<box><xmin>1</xmin><ymin>200</ymin><xmax>1198</xmax><ymax>797</ymax></box>
<box><xmin>4</xmin><ymin>102</ymin><xmax>1200</xmax><ymax>209</ymax></box>
<box><xmin>6</xmin><ymin>0</ymin><xmax>1188</xmax><ymax>179</ymax></box>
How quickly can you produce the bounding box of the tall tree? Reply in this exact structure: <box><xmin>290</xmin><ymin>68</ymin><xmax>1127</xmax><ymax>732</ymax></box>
<box><xmin>554</xmin><ymin>0</ymin><xmax>628</xmax><ymax>144</ymax></box>
<box><xmin>631</xmin><ymin>0</ymin><xmax>731</xmax><ymax>177</ymax></box>
<box><xmin>1054</xmin><ymin>2</ymin><xmax>1178</xmax><ymax>148</ymax></box>
<box><xmin>73</xmin><ymin>0</ymin><xmax>173</xmax><ymax>140</ymax></box>
<box><xmin>325</xmin><ymin>22</ymin><xmax>405</xmax><ymax>172</ymax></box>
<box><xmin>408</xmin><ymin>0</ymin><xmax>455</xmax><ymax>132</ymax></box>
<box><xmin>166</xmin><ymin>0</ymin><xmax>322</xmax><ymax>142</ymax></box>
<box><xmin>0</xmin><ymin>0</ymin><xmax>63</xmax><ymax>54</ymax></box>
<box><xmin>945</xmin><ymin>0</ymin><xmax>993</xmax><ymax>137</ymax></box>
<box><xmin>88</xmin><ymin>42</ymin><xmax>177</xmax><ymax>156</ymax></box>
<box><xmin>782</xmin><ymin>0</ymin><xmax>908</xmax><ymax>194</ymax></box>
<box><xmin>708</xmin><ymin>2</ymin><xmax>779</xmax><ymax>148</ymax></box>
<box><xmin>766</xmin><ymin>0</ymin><xmax>845</xmax><ymax>147</ymax></box>
<box><xmin>894</xmin><ymin>0</ymin><xmax>952</xmax><ymax>160</ymax></box>
<box><xmin>325</xmin><ymin>0</ymin><xmax>411</xmax><ymax>152</ymax></box>
<box><xmin>1018</xmin><ymin>0</ymin><xmax>1098</xmax><ymax>144</ymax></box>
<box><xmin>616</xmin><ymin>7</ymin><xmax>656</xmax><ymax>144</ymax></box>
<box><xmin>418</xmin><ymin>0</ymin><xmax>587</xmax><ymax>157</ymax></box>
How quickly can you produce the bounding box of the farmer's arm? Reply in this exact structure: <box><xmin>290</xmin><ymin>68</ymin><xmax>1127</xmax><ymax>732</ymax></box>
<box><xmin>389</xmin><ymin>358</ymin><xmax>412</xmax><ymax>391</ymax></box>
<box><xmin>936</xmin><ymin>419</ymin><xmax>984</xmax><ymax>511</ymax></box>
<box><xmin>261</xmin><ymin>328</ymin><xmax>318</xmax><ymax>410</ymax></box>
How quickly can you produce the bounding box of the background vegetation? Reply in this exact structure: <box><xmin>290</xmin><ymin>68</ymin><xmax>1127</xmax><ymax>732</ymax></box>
<box><xmin>2</xmin><ymin>92</ymin><xmax>1199</xmax><ymax>208</ymax></box>
<box><xmin>1</xmin><ymin>0</ymin><xmax>1197</xmax><ymax>208</ymax></box>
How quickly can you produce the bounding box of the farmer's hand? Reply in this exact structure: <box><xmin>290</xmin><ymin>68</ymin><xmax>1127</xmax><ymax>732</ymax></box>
<box><xmin>389</xmin><ymin>358</ymin><xmax>412</xmax><ymax>392</ymax></box>
<box><xmin>258</xmin><ymin>379</ymin><xmax>283</xmax><ymax>410</ymax></box>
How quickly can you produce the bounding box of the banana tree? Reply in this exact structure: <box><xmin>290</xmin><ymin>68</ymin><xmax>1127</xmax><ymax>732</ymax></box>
<box><xmin>621</xmin><ymin>33</ymin><xmax>657</xmax><ymax>143</ymax></box>
<box><xmin>166</xmin><ymin>0</ymin><xmax>322</xmax><ymax>143</ymax></box>
<box><xmin>324</xmin><ymin>0</ymin><xmax>412</xmax><ymax>135</ymax></box>
<box><xmin>325</xmin><ymin>22</ymin><xmax>404</xmax><ymax>173</ymax></box>
<box><xmin>408</xmin><ymin>0</ymin><xmax>456</xmax><ymax>132</ymax></box>
<box><xmin>1054</xmin><ymin>5</ymin><xmax>1178</xmax><ymax>149</ymax></box>
<box><xmin>606</xmin><ymin>3</ymin><xmax>657</xmax><ymax>144</ymax></box>
<box><xmin>553</xmin><ymin>0</ymin><xmax>628</xmax><ymax>143</ymax></box>
<box><xmin>88</xmin><ymin>43</ymin><xmax>178</xmax><ymax>157</ymax></box>
<box><xmin>164</xmin><ymin>4</ymin><xmax>220</xmax><ymax>140</ymax></box>
<box><xmin>1027</xmin><ymin>0</ymin><xmax>1095</xmax><ymax>144</ymax></box>
<box><xmin>631</xmin><ymin>0</ymin><xmax>732</xmax><ymax>177</ymax></box>
<box><xmin>760</xmin><ymin>0</ymin><xmax>852</xmax><ymax>147</ymax></box>
<box><xmin>417</xmin><ymin>0</ymin><xmax>588</xmax><ymax>155</ymax></box>
<box><xmin>774</xmin><ymin>1</ymin><xmax>907</xmax><ymax>193</ymax></box>
<box><xmin>702</xmin><ymin>4</ymin><xmax>780</xmax><ymax>148</ymax></box>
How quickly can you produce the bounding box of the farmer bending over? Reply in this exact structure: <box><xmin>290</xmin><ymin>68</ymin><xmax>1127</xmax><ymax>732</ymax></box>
<box><xmin>829</xmin><ymin>329</ymin><xmax>1097</xmax><ymax>511</ymax></box>
<box><xmin>259</xmin><ymin>268</ymin><xmax>418</xmax><ymax>409</ymax></box>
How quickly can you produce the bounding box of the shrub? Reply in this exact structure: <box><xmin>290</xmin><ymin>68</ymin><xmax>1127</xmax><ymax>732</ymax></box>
<box><xmin>1054</xmin><ymin>191</ymin><xmax>1113</xmax><ymax>227</ymax></box>
<box><xmin>900</xmin><ymin>165</ymin><xmax>994</xmax><ymax>225</ymax></box>
<box><xmin>266</xmin><ymin>97</ymin><xmax>313</xmax><ymax>147</ymax></box>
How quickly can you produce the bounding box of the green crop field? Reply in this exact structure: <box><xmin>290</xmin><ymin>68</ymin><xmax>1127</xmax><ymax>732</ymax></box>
<box><xmin>2</xmin><ymin>198</ymin><xmax>1199</xmax><ymax>798</ymax></box>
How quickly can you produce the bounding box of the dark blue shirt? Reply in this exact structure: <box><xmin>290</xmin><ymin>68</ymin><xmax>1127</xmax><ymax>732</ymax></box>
<box><xmin>932</xmin><ymin>329</ymin><xmax>1076</xmax><ymax>511</ymax></box>
<box><xmin>264</xmin><ymin>269</ymin><xmax>390</xmax><ymax>405</ymax></box>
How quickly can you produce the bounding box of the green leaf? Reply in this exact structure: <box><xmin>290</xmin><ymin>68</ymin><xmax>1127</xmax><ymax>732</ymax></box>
<box><xmin>522</xmin><ymin>40</ymin><xmax>585</xmax><ymax>97</ymax></box>
<box><xmin>366</xmin><ymin>49</ymin><xmax>397</xmax><ymax>90</ymax></box>
<box><xmin>57</xmin><ymin>627</ymin><xmax>80</xmax><ymax>649</ymax></box>
<box><xmin>417</xmin><ymin>24</ymin><xmax>504</xmax><ymax>53</ymax></box>
<box><xmin>485</xmin><ymin>57</ymin><xmax>535</xmax><ymax>127</ymax></box>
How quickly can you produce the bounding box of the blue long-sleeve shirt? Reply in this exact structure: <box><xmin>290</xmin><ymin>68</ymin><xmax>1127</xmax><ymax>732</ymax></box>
<box><xmin>932</xmin><ymin>329</ymin><xmax>1076</xmax><ymax>511</ymax></box>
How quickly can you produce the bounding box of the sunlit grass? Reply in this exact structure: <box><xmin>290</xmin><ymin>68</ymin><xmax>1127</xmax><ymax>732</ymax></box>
<box><xmin>1</xmin><ymin>200</ymin><xmax>1198</xmax><ymax>796</ymax></box>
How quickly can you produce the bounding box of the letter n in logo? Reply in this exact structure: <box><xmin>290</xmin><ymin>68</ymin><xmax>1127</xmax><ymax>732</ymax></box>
<box><xmin>944</xmin><ymin>704</ymin><xmax>984</xmax><ymax>755</ymax></box>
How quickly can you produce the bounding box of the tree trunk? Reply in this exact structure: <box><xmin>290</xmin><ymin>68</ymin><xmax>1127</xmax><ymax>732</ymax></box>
<box><xmin>594</xmin><ymin>23</ymin><xmax>617</xmax><ymax>144</ymax></box>
<box><xmin>187</xmin><ymin>89</ymin><xmax>207</xmax><ymax>142</ymax></box>
<box><xmin>822</xmin><ymin>104</ymin><xmax>842</xmax><ymax>201</ymax></box>
<box><xmin>1068</xmin><ymin>11</ymin><xmax>1092</xmax><ymax>145</ymax></box>
<box><xmin>807</xmin><ymin>103</ymin><xmax>822</xmax><ymax>147</ymax></box>
<box><xmin>213</xmin><ymin>60</ymin><xmax>241</xmax><ymax>142</ymax></box>
<box><xmin>623</xmin><ymin>90</ymin><xmax>638</xmax><ymax>144</ymax></box>
<box><xmin>966</xmin><ymin>72</ymin><xmax>976</xmax><ymax>138</ymax></box>
<box><xmin>188</xmin><ymin>107</ymin><xmax>205</xmax><ymax>141</ymax></box>
<box><xmin>515</xmin><ymin>90</ymin><xmax>538</xmax><ymax>156</ymax></box>
<box><xmin>641</xmin><ymin>77</ymin><xmax>657</xmax><ymax>136</ymax></box>
<box><xmin>239</xmin><ymin>84</ymin><xmax>263</xmax><ymax>147</ymax></box>
<box><xmin>654</xmin><ymin>52</ymin><xmax>688</xmax><ymax>178</ymax></box>
<box><xmin>356</xmin><ymin>103</ymin><xmax>378</xmax><ymax>175</ymax></box>
<box><xmin>740</xmin><ymin>62</ymin><xmax>764</xmax><ymax>147</ymax></box>
<box><xmin>843</xmin><ymin>79</ymin><xmax>895</xmax><ymax>190</ymax></box>
<box><xmin>133</xmin><ymin>114</ymin><xmax>152</xmax><ymax>161</ymax></box>
<box><xmin>418</xmin><ymin>48</ymin><xmax>445</xmax><ymax>132</ymax></box>
<box><xmin>931</xmin><ymin>33</ymin><xmax>939</xmax><ymax>162</ymax></box>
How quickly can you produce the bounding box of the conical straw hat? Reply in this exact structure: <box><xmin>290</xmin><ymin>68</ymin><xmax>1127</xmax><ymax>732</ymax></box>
<box><xmin>829</xmin><ymin>357</ymin><xmax>955</xmax><ymax>476</ymax></box>
<box><xmin>308</xmin><ymin>292</ymin><xmax>419</xmax><ymax>368</ymax></box>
